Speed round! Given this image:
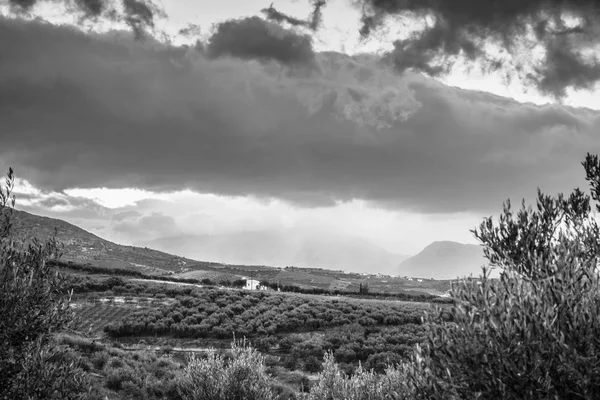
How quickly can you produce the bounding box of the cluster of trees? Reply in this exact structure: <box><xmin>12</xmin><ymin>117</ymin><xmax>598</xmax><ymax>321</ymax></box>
<box><xmin>259</xmin><ymin>279</ymin><xmax>450</xmax><ymax>303</ymax></box>
<box><xmin>56</xmin><ymin>261</ymin><xmax>249</xmax><ymax>288</ymax></box>
<box><xmin>276</xmin><ymin>323</ymin><xmax>427</xmax><ymax>374</ymax></box>
<box><xmin>104</xmin><ymin>289</ymin><xmax>424</xmax><ymax>338</ymax></box>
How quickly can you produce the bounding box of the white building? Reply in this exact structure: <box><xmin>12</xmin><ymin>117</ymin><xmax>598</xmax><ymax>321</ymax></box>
<box><xmin>244</xmin><ymin>279</ymin><xmax>262</xmax><ymax>290</ymax></box>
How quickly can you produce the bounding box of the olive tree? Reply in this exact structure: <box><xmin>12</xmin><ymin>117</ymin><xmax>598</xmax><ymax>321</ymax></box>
<box><xmin>0</xmin><ymin>168</ymin><xmax>87</xmax><ymax>399</ymax></box>
<box><xmin>409</xmin><ymin>154</ymin><xmax>600</xmax><ymax>399</ymax></box>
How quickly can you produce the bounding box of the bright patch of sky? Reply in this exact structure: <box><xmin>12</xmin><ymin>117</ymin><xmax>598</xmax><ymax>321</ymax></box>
<box><xmin>64</xmin><ymin>187</ymin><xmax>172</xmax><ymax>208</ymax></box>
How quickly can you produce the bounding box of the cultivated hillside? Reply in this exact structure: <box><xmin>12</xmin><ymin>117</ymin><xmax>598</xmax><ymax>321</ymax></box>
<box><xmin>398</xmin><ymin>241</ymin><xmax>493</xmax><ymax>280</ymax></box>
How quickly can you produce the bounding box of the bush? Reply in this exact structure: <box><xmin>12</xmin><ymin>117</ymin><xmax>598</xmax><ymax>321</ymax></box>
<box><xmin>105</xmin><ymin>366</ymin><xmax>139</xmax><ymax>391</ymax></box>
<box><xmin>409</xmin><ymin>153</ymin><xmax>600</xmax><ymax>399</ymax></box>
<box><xmin>90</xmin><ymin>350</ymin><xmax>110</xmax><ymax>370</ymax></box>
<box><xmin>177</xmin><ymin>340</ymin><xmax>274</xmax><ymax>400</ymax></box>
<box><xmin>307</xmin><ymin>352</ymin><xmax>415</xmax><ymax>400</ymax></box>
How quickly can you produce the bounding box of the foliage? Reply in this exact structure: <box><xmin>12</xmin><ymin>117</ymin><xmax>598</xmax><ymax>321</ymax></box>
<box><xmin>282</xmin><ymin>323</ymin><xmax>426</xmax><ymax>374</ymax></box>
<box><xmin>53</xmin><ymin>260</ymin><xmax>204</xmax><ymax>284</ymax></box>
<box><xmin>103</xmin><ymin>288</ymin><xmax>424</xmax><ymax>338</ymax></box>
<box><xmin>178</xmin><ymin>340</ymin><xmax>274</xmax><ymax>400</ymax></box>
<box><xmin>259</xmin><ymin>279</ymin><xmax>447</xmax><ymax>303</ymax></box>
<box><xmin>0</xmin><ymin>168</ymin><xmax>89</xmax><ymax>399</ymax></box>
<box><xmin>409</xmin><ymin>153</ymin><xmax>600</xmax><ymax>399</ymax></box>
<box><xmin>55</xmin><ymin>334</ymin><xmax>184</xmax><ymax>400</ymax></box>
<box><xmin>306</xmin><ymin>352</ymin><xmax>416</xmax><ymax>400</ymax></box>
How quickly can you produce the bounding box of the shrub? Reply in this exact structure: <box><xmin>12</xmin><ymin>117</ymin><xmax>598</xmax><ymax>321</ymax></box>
<box><xmin>307</xmin><ymin>352</ymin><xmax>414</xmax><ymax>400</ymax></box>
<box><xmin>160</xmin><ymin>344</ymin><xmax>175</xmax><ymax>355</ymax></box>
<box><xmin>304</xmin><ymin>355</ymin><xmax>322</xmax><ymax>373</ymax></box>
<box><xmin>90</xmin><ymin>350</ymin><xmax>110</xmax><ymax>370</ymax></box>
<box><xmin>178</xmin><ymin>341</ymin><xmax>274</xmax><ymax>400</ymax></box>
<box><xmin>409</xmin><ymin>153</ymin><xmax>600</xmax><ymax>399</ymax></box>
<box><xmin>105</xmin><ymin>366</ymin><xmax>139</xmax><ymax>391</ymax></box>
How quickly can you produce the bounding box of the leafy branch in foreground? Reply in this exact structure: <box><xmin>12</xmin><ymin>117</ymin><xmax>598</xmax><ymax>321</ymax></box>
<box><xmin>0</xmin><ymin>168</ymin><xmax>88</xmax><ymax>399</ymax></box>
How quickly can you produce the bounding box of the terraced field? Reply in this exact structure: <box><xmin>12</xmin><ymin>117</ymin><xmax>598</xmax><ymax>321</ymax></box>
<box><xmin>70</xmin><ymin>296</ymin><xmax>175</xmax><ymax>336</ymax></box>
<box><xmin>71</xmin><ymin>304</ymin><xmax>134</xmax><ymax>336</ymax></box>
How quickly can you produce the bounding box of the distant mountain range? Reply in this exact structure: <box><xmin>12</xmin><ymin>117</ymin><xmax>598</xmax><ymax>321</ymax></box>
<box><xmin>146</xmin><ymin>230</ymin><xmax>409</xmax><ymax>275</ymax></box>
<box><xmin>10</xmin><ymin>208</ymin><xmax>493</xmax><ymax>280</ymax></box>
<box><xmin>398</xmin><ymin>241</ymin><xmax>492</xmax><ymax>280</ymax></box>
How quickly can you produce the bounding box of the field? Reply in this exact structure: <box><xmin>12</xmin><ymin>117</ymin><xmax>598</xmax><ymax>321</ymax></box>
<box><xmin>41</xmin><ymin>255</ymin><xmax>462</xmax><ymax>400</ymax></box>
<box><xmin>273</xmin><ymin>269</ymin><xmax>336</xmax><ymax>289</ymax></box>
<box><xmin>61</xmin><ymin>266</ymin><xmax>438</xmax><ymax>399</ymax></box>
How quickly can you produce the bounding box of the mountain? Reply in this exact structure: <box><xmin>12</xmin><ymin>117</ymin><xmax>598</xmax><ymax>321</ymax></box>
<box><xmin>398</xmin><ymin>241</ymin><xmax>491</xmax><ymax>280</ymax></box>
<box><xmin>146</xmin><ymin>229</ymin><xmax>408</xmax><ymax>275</ymax></box>
<box><xmin>292</xmin><ymin>233</ymin><xmax>409</xmax><ymax>275</ymax></box>
<box><xmin>10</xmin><ymin>209</ymin><xmax>206</xmax><ymax>274</ymax></box>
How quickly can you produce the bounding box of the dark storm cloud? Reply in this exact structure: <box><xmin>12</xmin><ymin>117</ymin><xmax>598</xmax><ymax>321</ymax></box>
<box><xmin>305</xmin><ymin>0</ymin><xmax>600</xmax><ymax>98</ymax></box>
<box><xmin>261</xmin><ymin>3</ymin><xmax>308</xmax><ymax>27</ymax></box>
<box><xmin>178</xmin><ymin>23</ymin><xmax>201</xmax><ymax>37</ymax></box>
<box><xmin>1</xmin><ymin>17</ymin><xmax>600</xmax><ymax>214</ymax></box>
<box><xmin>3</xmin><ymin>0</ymin><xmax>162</xmax><ymax>37</ymax></box>
<box><xmin>206</xmin><ymin>16</ymin><xmax>315</xmax><ymax>66</ymax></box>
<box><xmin>261</xmin><ymin>0</ymin><xmax>326</xmax><ymax>31</ymax></box>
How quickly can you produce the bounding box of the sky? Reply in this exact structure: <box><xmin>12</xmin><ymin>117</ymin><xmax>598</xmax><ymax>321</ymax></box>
<box><xmin>1</xmin><ymin>0</ymin><xmax>600</xmax><ymax>272</ymax></box>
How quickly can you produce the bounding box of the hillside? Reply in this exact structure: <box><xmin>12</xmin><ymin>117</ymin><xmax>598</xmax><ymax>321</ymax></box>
<box><xmin>398</xmin><ymin>241</ymin><xmax>493</xmax><ymax>280</ymax></box>
<box><xmin>10</xmin><ymin>209</ymin><xmax>207</xmax><ymax>275</ymax></box>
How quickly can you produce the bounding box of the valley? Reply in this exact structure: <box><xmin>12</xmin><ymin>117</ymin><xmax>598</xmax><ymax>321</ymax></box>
<box><xmin>9</xmin><ymin>208</ymin><xmax>469</xmax><ymax>399</ymax></box>
<box><xmin>61</xmin><ymin>269</ymin><xmax>436</xmax><ymax>398</ymax></box>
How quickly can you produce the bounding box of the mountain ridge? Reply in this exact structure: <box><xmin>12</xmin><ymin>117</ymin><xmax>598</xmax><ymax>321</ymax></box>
<box><xmin>398</xmin><ymin>240</ymin><xmax>490</xmax><ymax>280</ymax></box>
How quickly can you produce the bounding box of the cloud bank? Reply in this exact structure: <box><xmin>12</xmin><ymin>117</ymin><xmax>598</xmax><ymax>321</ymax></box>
<box><xmin>287</xmin><ymin>0</ymin><xmax>600</xmax><ymax>98</ymax></box>
<box><xmin>1</xmin><ymin>15</ymin><xmax>599</xmax><ymax>215</ymax></box>
<box><xmin>206</xmin><ymin>16</ymin><xmax>316</xmax><ymax>67</ymax></box>
<box><xmin>3</xmin><ymin>0</ymin><xmax>163</xmax><ymax>37</ymax></box>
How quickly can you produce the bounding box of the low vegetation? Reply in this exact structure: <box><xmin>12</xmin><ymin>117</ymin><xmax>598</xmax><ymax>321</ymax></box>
<box><xmin>178</xmin><ymin>340</ymin><xmax>274</xmax><ymax>400</ymax></box>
